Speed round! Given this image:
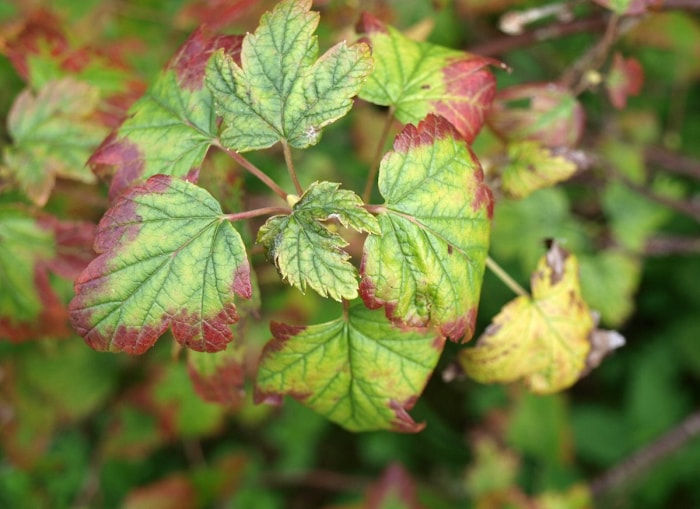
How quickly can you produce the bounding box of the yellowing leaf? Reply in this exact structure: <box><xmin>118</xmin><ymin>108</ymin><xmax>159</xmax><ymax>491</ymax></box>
<box><xmin>206</xmin><ymin>0</ymin><xmax>372</xmax><ymax>152</ymax></box>
<box><xmin>255</xmin><ymin>303</ymin><xmax>444</xmax><ymax>432</ymax></box>
<box><xmin>460</xmin><ymin>243</ymin><xmax>594</xmax><ymax>394</ymax></box>
<box><xmin>360</xmin><ymin>115</ymin><xmax>493</xmax><ymax>342</ymax></box>
<box><xmin>500</xmin><ymin>141</ymin><xmax>578</xmax><ymax>199</ymax></box>
<box><xmin>69</xmin><ymin>175</ymin><xmax>251</xmax><ymax>354</ymax></box>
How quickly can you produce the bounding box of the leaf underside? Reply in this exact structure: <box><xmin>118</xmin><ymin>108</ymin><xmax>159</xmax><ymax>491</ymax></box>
<box><xmin>360</xmin><ymin>115</ymin><xmax>493</xmax><ymax>342</ymax></box>
<box><xmin>255</xmin><ymin>303</ymin><xmax>444</xmax><ymax>432</ymax></box>
<box><xmin>69</xmin><ymin>175</ymin><xmax>251</xmax><ymax>354</ymax></box>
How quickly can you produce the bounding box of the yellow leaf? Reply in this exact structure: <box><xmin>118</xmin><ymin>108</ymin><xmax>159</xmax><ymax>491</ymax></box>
<box><xmin>460</xmin><ymin>242</ymin><xmax>593</xmax><ymax>393</ymax></box>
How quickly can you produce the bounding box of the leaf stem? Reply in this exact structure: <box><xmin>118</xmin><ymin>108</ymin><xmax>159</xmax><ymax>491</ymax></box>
<box><xmin>282</xmin><ymin>140</ymin><xmax>303</xmax><ymax>195</ymax></box>
<box><xmin>223</xmin><ymin>206</ymin><xmax>290</xmax><ymax>222</ymax></box>
<box><xmin>362</xmin><ymin>107</ymin><xmax>395</xmax><ymax>203</ymax></box>
<box><xmin>215</xmin><ymin>141</ymin><xmax>288</xmax><ymax>200</ymax></box>
<box><xmin>486</xmin><ymin>256</ymin><xmax>529</xmax><ymax>297</ymax></box>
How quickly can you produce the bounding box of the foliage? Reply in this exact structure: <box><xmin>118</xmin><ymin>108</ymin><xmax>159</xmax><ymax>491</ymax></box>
<box><xmin>1</xmin><ymin>0</ymin><xmax>699</xmax><ymax>507</ymax></box>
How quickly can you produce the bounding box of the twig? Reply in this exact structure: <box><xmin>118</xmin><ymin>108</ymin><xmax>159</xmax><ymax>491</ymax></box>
<box><xmin>362</xmin><ymin>107</ymin><xmax>395</xmax><ymax>203</ymax></box>
<box><xmin>623</xmin><ymin>178</ymin><xmax>700</xmax><ymax>223</ymax></box>
<box><xmin>645</xmin><ymin>235</ymin><xmax>700</xmax><ymax>255</ymax></box>
<box><xmin>590</xmin><ymin>409</ymin><xmax>700</xmax><ymax>498</ymax></box>
<box><xmin>282</xmin><ymin>140</ymin><xmax>303</xmax><ymax>195</ymax></box>
<box><xmin>214</xmin><ymin>141</ymin><xmax>289</xmax><ymax>200</ymax></box>
<box><xmin>486</xmin><ymin>256</ymin><xmax>529</xmax><ymax>297</ymax></box>
<box><xmin>645</xmin><ymin>146</ymin><xmax>700</xmax><ymax>181</ymax></box>
<box><xmin>223</xmin><ymin>206</ymin><xmax>290</xmax><ymax>222</ymax></box>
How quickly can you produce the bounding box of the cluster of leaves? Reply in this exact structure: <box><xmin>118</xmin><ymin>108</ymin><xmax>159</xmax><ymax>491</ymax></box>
<box><xmin>1</xmin><ymin>0</ymin><xmax>700</xmax><ymax>507</ymax></box>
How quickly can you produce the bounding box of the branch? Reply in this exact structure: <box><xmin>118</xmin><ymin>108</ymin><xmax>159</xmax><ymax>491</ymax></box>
<box><xmin>214</xmin><ymin>141</ymin><xmax>289</xmax><ymax>200</ymax></box>
<box><xmin>223</xmin><ymin>206</ymin><xmax>290</xmax><ymax>222</ymax></box>
<box><xmin>644</xmin><ymin>235</ymin><xmax>700</xmax><ymax>255</ymax></box>
<box><xmin>486</xmin><ymin>256</ymin><xmax>529</xmax><ymax>297</ymax></box>
<box><xmin>590</xmin><ymin>409</ymin><xmax>700</xmax><ymax>498</ymax></box>
<box><xmin>282</xmin><ymin>140</ymin><xmax>303</xmax><ymax>195</ymax></box>
<box><xmin>645</xmin><ymin>146</ymin><xmax>700</xmax><ymax>181</ymax></box>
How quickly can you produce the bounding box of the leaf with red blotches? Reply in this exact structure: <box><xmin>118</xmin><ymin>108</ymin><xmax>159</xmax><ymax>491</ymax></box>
<box><xmin>175</xmin><ymin>0</ymin><xmax>263</xmax><ymax>31</ymax></box>
<box><xmin>357</xmin><ymin>12</ymin><xmax>500</xmax><ymax>143</ymax></box>
<box><xmin>487</xmin><ymin>83</ymin><xmax>585</xmax><ymax>148</ymax></box>
<box><xmin>38</xmin><ymin>217</ymin><xmax>96</xmax><ymax>279</ymax></box>
<box><xmin>360</xmin><ymin>115</ymin><xmax>493</xmax><ymax>342</ymax></box>
<box><xmin>364</xmin><ymin>464</ymin><xmax>424</xmax><ymax>509</ymax></box>
<box><xmin>255</xmin><ymin>303</ymin><xmax>444</xmax><ymax>433</ymax></box>
<box><xmin>89</xmin><ymin>28</ymin><xmax>243</xmax><ymax>200</ymax></box>
<box><xmin>606</xmin><ymin>53</ymin><xmax>644</xmax><ymax>110</ymax></box>
<box><xmin>187</xmin><ymin>342</ymin><xmax>246</xmax><ymax>407</ymax></box>
<box><xmin>459</xmin><ymin>242</ymin><xmax>624</xmax><ymax>394</ymax></box>
<box><xmin>2</xmin><ymin>78</ymin><xmax>107</xmax><ymax>206</ymax></box>
<box><xmin>69</xmin><ymin>175</ymin><xmax>251</xmax><ymax>354</ymax></box>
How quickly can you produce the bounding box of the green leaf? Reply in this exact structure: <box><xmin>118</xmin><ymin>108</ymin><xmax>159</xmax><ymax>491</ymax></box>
<box><xmin>69</xmin><ymin>175</ymin><xmax>251</xmax><ymax>354</ymax></box>
<box><xmin>360</xmin><ymin>115</ymin><xmax>493</xmax><ymax>341</ymax></box>
<box><xmin>89</xmin><ymin>29</ymin><xmax>243</xmax><ymax>199</ymax></box>
<box><xmin>2</xmin><ymin>78</ymin><xmax>106</xmax><ymax>206</ymax></box>
<box><xmin>0</xmin><ymin>208</ymin><xmax>54</xmax><ymax>323</ymax></box>
<box><xmin>499</xmin><ymin>141</ymin><xmax>578</xmax><ymax>199</ymax></box>
<box><xmin>255</xmin><ymin>303</ymin><xmax>444</xmax><ymax>432</ymax></box>
<box><xmin>357</xmin><ymin>13</ymin><xmax>498</xmax><ymax>143</ymax></box>
<box><xmin>205</xmin><ymin>0</ymin><xmax>373</xmax><ymax>152</ymax></box>
<box><xmin>257</xmin><ymin>181</ymin><xmax>380</xmax><ymax>302</ymax></box>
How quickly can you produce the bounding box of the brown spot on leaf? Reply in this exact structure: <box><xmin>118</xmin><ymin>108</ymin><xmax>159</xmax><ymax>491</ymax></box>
<box><xmin>88</xmin><ymin>132</ymin><xmax>145</xmax><ymax>201</ymax></box>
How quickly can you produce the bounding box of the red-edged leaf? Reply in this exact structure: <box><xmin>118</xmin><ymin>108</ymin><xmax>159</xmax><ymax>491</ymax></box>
<box><xmin>487</xmin><ymin>83</ymin><xmax>585</xmax><ymax>148</ymax></box>
<box><xmin>606</xmin><ymin>52</ymin><xmax>644</xmax><ymax>110</ymax></box>
<box><xmin>187</xmin><ymin>342</ymin><xmax>246</xmax><ymax>407</ymax></box>
<box><xmin>88</xmin><ymin>28</ymin><xmax>243</xmax><ymax>200</ymax></box>
<box><xmin>175</xmin><ymin>0</ymin><xmax>263</xmax><ymax>31</ymax></box>
<box><xmin>69</xmin><ymin>175</ymin><xmax>251</xmax><ymax>354</ymax></box>
<box><xmin>357</xmin><ymin>13</ymin><xmax>501</xmax><ymax>143</ymax></box>
<box><xmin>365</xmin><ymin>464</ymin><xmax>424</xmax><ymax>509</ymax></box>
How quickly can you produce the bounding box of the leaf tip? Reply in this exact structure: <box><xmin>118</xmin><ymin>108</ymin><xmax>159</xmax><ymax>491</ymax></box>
<box><xmin>388</xmin><ymin>398</ymin><xmax>425</xmax><ymax>433</ymax></box>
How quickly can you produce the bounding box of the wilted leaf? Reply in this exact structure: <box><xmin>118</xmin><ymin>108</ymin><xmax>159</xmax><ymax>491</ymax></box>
<box><xmin>89</xmin><ymin>28</ymin><xmax>243</xmax><ymax>200</ymax></box>
<box><xmin>460</xmin><ymin>243</ymin><xmax>595</xmax><ymax>393</ymax></box>
<box><xmin>357</xmin><ymin>12</ymin><xmax>499</xmax><ymax>143</ymax></box>
<box><xmin>499</xmin><ymin>141</ymin><xmax>578</xmax><ymax>199</ymax></box>
<box><xmin>606</xmin><ymin>53</ymin><xmax>644</xmax><ymax>109</ymax></box>
<box><xmin>69</xmin><ymin>175</ymin><xmax>251</xmax><ymax>354</ymax></box>
<box><xmin>360</xmin><ymin>115</ymin><xmax>493</xmax><ymax>341</ymax></box>
<box><xmin>2</xmin><ymin>78</ymin><xmax>106</xmax><ymax>205</ymax></box>
<box><xmin>206</xmin><ymin>0</ymin><xmax>372</xmax><ymax>152</ymax></box>
<box><xmin>255</xmin><ymin>303</ymin><xmax>444</xmax><ymax>432</ymax></box>
<box><xmin>487</xmin><ymin>83</ymin><xmax>585</xmax><ymax>148</ymax></box>
<box><xmin>257</xmin><ymin>181</ymin><xmax>380</xmax><ymax>301</ymax></box>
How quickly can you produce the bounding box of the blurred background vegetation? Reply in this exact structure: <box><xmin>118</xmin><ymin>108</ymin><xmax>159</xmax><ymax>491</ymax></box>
<box><xmin>0</xmin><ymin>0</ymin><xmax>699</xmax><ymax>507</ymax></box>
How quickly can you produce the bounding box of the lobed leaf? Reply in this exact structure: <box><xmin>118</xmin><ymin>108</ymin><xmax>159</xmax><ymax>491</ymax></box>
<box><xmin>205</xmin><ymin>0</ymin><xmax>373</xmax><ymax>152</ymax></box>
<box><xmin>2</xmin><ymin>78</ymin><xmax>107</xmax><ymax>206</ymax></box>
<box><xmin>69</xmin><ymin>175</ymin><xmax>251</xmax><ymax>354</ymax></box>
<box><xmin>460</xmin><ymin>242</ymin><xmax>599</xmax><ymax>393</ymax></box>
<box><xmin>89</xmin><ymin>28</ymin><xmax>243</xmax><ymax>200</ymax></box>
<box><xmin>256</xmin><ymin>303</ymin><xmax>444</xmax><ymax>432</ymax></box>
<box><xmin>499</xmin><ymin>141</ymin><xmax>578</xmax><ymax>199</ymax></box>
<box><xmin>357</xmin><ymin>13</ymin><xmax>500</xmax><ymax>143</ymax></box>
<box><xmin>360</xmin><ymin>115</ymin><xmax>493</xmax><ymax>342</ymax></box>
<box><xmin>257</xmin><ymin>181</ymin><xmax>380</xmax><ymax>301</ymax></box>
<box><xmin>487</xmin><ymin>83</ymin><xmax>585</xmax><ymax>148</ymax></box>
